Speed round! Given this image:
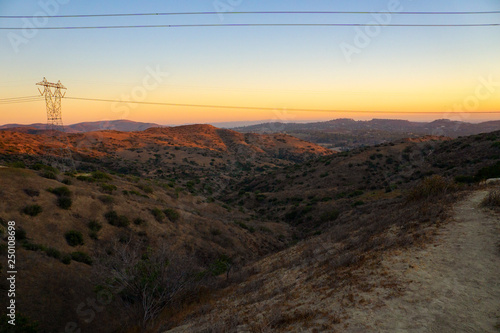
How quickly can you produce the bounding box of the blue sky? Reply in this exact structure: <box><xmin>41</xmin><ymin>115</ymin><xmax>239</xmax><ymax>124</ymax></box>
<box><xmin>0</xmin><ymin>0</ymin><xmax>499</xmax><ymax>125</ymax></box>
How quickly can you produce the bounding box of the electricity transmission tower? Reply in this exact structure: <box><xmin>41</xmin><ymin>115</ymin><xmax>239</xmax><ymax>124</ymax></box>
<box><xmin>36</xmin><ymin>78</ymin><xmax>75</xmax><ymax>171</ymax></box>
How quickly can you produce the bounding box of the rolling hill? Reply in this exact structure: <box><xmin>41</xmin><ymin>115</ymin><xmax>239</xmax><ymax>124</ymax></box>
<box><xmin>234</xmin><ymin>118</ymin><xmax>500</xmax><ymax>150</ymax></box>
<box><xmin>0</xmin><ymin>125</ymin><xmax>499</xmax><ymax>332</ymax></box>
<box><xmin>0</xmin><ymin>119</ymin><xmax>161</xmax><ymax>133</ymax></box>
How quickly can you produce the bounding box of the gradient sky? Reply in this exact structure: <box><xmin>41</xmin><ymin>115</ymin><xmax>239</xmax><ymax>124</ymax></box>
<box><xmin>0</xmin><ymin>0</ymin><xmax>499</xmax><ymax>125</ymax></box>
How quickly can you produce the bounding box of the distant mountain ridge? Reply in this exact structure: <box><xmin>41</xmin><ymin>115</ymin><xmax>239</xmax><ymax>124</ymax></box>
<box><xmin>231</xmin><ymin>118</ymin><xmax>500</xmax><ymax>149</ymax></box>
<box><xmin>0</xmin><ymin>119</ymin><xmax>161</xmax><ymax>133</ymax></box>
<box><xmin>233</xmin><ymin>118</ymin><xmax>500</xmax><ymax>137</ymax></box>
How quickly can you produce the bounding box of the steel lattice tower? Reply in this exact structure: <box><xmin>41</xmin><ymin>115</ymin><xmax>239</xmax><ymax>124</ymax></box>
<box><xmin>36</xmin><ymin>78</ymin><xmax>75</xmax><ymax>171</ymax></box>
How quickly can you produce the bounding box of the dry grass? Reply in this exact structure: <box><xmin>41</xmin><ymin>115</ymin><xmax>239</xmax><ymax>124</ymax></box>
<box><xmin>480</xmin><ymin>189</ymin><xmax>500</xmax><ymax>208</ymax></box>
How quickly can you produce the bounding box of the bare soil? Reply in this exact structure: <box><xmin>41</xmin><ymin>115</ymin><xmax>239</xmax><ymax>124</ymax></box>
<box><xmin>344</xmin><ymin>190</ymin><xmax>500</xmax><ymax>332</ymax></box>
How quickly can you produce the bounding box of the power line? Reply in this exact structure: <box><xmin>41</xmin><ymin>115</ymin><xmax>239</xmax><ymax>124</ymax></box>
<box><xmin>0</xmin><ymin>99</ymin><xmax>43</xmax><ymax>105</ymax></box>
<box><xmin>0</xmin><ymin>96</ymin><xmax>44</xmax><ymax>104</ymax></box>
<box><xmin>63</xmin><ymin>96</ymin><xmax>500</xmax><ymax>114</ymax></box>
<box><xmin>1</xmin><ymin>23</ymin><xmax>499</xmax><ymax>30</ymax></box>
<box><xmin>1</xmin><ymin>10</ymin><xmax>499</xmax><ymax>19</ymax></box>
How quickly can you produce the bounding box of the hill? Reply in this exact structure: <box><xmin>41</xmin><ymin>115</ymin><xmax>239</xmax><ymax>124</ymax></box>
<box><xmin>0</xmin><ymin>119</ymin><xmax>161</xmax><ymax>133</ymax></box>
<box><xmin>160</xmin><ymin>131</ymin><xmax>500</xmax><ymax>331</ymax></box>
<box><xmin>0</xmin><ymin>128</ymin><xmax>499</xmax><ymax>332</ymax></box>
<box><xmin>233</xmin><ymin>118</ymin><xmax>500</xmax><ymax>150</ymax></box>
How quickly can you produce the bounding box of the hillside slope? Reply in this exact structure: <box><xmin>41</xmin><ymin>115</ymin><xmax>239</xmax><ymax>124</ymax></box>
<box><xmin>163</xmin><ymin>189</ymin><xmax>499</xmax><ymax>332</ymax></box>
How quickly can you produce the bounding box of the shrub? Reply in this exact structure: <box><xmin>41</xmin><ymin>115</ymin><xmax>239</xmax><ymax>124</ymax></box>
<box><xmin>76</xmin><ymin>175</ymin><xmax>94</xmax><ymax>182</ymax></box>
<box><xmin>57</xmin><ymin>196</ymin><xmax>72</xmax><ymax>209</ymax></box>
<box><xmin>407</xmin><ymin>175</ymin><xmax>456</xmax><ymax>201</ymax></box>
<box><xmin>61</xmin><ymin>178</ymin><xmax>72</xmax><ymax>185</ymax></box>
<box><xmin>475</xmin><ymin>161</ymin><xmax>500</xmax><ymax>181</ymax></box>
<box><xmin>22</xmin><ymin>204</ymin><xmax>42</xmax><ymax>217</ymax></box>
<box><xmin>100</xmin><ymin>183</ymin><xmax>117</xmax><ymax>194</ymax></box>
<box><xmin>65</xmin><ymin>230</ymin><xmax>84</xmax><ymax>247</ymax></box>
<box><xmin>151</xmin><ymin>208</ymin><xmax>165</xmax><ymax>222</ymax></box>
<box><xmin>40</xmin><ymin>170</ymin><xmax>57</xmax><ymax>179</ymax></box>
<box><xmin>133</xmin><ymin>217</ymin><xmax>145</xmax><ymax>225</ymax></box>
<box><xmin>104</xmin><ymin>211</ymin><xmax>129</xmax><ymax>227</ymax></box>
<box><xmin>164</xmin><ymin>208</ymin><xmax>180</xmax><ymax>222</ymax></box>
<box><xmin>352</xmin><ymin>200</ymin><xmax>365</xmax><ymax>207</ymax></box>
<box><xmin>481</xmin><ymin>190</ymin><xmax>500</xmax><ymax>208</ymax></box>
<box><xmin>45</xmin><ymin>247</ymin><xmax>62</xmax><ymax>260</ymax></box>
<box><xmin>320</xmin><ymin>209</ymin><xmax>340</xmax><ymax>223</ymax></box>
<box><xmin>21</xmin><ymin>241</ymin><xmax>44</xmax><ymax>251</ymax></box>
<box><xmin>209</xmin><ymin>256</ymin><xmax>232</xmax><ymax>276</ymax></box>
<box><xmin>15</xmin><ymin>228</ymin><xmax>27</xmax><ymax>241</ymax></box>
<box><xmin>8</xmin><ymin>161</ymin><xmax>25</xmax><ymax>168</ymax></box>
<box><xmin>98</xmin><ymin>195</ymin><xmax>114</xmax><ymax>204</ymax></box>
<box><xmin>91</xmin><ymin>170</ymin><xmax>112</xmax><ymax>181</ymax></box>
<box><xmin>88</xmin><ymin>220</ymin><xmax>102</xmax><ymax>232</ymax></box>
<box><xmin>61</xmin><ymin>254</ymin><xmax>72</xmax><ymax>265</ymax></box>
<box><xmin>138</xmin><ymin>184</ymin><xmax>154</xmax><ymax>194</ymax></box>
<box><xmin>71</xmin><ymin>251</ymin><xmax>92</xmax><ymax>265</ymax></box>
<box><xmin>48</xmin><ymin>186</ymin><xmax>72</xmax><ymax>209</ymax></box>
<box><xmin>48</xmin><ymin>186</ymin><xmax>71</xmax><ymax>197</ymax></box>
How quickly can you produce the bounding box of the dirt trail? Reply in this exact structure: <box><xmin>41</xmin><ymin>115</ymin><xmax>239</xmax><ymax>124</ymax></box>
<box><xmin>346</xmin><ymin>190</ymin><xmax>500</xmax><ymax>332</ymax></box>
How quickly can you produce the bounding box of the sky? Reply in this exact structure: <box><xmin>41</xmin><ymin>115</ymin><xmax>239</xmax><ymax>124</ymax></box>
<box><xmin>0</xmin><ymin>0</ymin><xmax>499</xmax><ymax>126</ymax></box>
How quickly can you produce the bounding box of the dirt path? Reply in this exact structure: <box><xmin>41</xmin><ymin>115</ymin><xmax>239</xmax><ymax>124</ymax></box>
<box><xmin>346</xmin><ymin>190</ymin><xmax>500</xmax><ymax>332</ymax></box>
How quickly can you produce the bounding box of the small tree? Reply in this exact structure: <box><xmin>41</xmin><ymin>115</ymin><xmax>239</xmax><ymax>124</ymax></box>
<box><xmin>95</xmin><ymin>241</ymin><xmax>198</xmax><ymax>327</ymax></box>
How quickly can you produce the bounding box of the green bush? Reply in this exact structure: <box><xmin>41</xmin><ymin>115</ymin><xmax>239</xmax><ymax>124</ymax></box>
<box><xmin>21</xmin><ymin>241</ymin><xmax>44</xmax><ymax>251</ymax></box>
<box><xmin>151</xmin><ymin>208</ymin><xmax>165</xmax><ymax>222</ymax></box>
<box><xmin>98</xmin><ymin>195</ymin><xmax>114</xmax><ymax>204</ymax></box>
<box><xmin>45</xmin><ymin>247</ymin><xmax>62</xmax><ymax>260</ymax></box>
<box><xmin>104</xmin><ymin>211</ymin><xmax>129</xmax><ymax>227</ymax></box>
<box><xmin>163</xmin><ymin>208</ymin><xmax>180</xmax><ymax>222</ymax></box>
<box><xmin>91</xmin><ymin>170</ymin><xmax>112</xmax><ymax>181</ymax></box>
<box><xmin>71</xmin><ymin>251</ymin><xmax>92</xmax><ymax>265</ymax></box>
<box><xmin>209</xmin><ymin>255</ymin><xmax>232</xmax><ymax>276</ymax></box>
<box><xmin>88</xmin><ymin>220</ymin><xmax>102</xmax><ymax>232</ymax></box>
<box><xmin>76</xmin><ymin>175</ymin><xmax>94</xmax><ymax>182</ymax></box>
<box><xmin>475</xmin><ymin>161</ymin><xmax>500</xmax><ymax>181</ymax></box>
<box><xmin>15</xmin><ymin>228</ymin><xmax>27</xmax><ymax>241</ymax></box>
<box><xmin>57</xmin><ymin>196</ymin><xmax>72</xmax><ymax>209</ymax></box>
<box><xmin>8</xmin><ymin>161</ymin><xmax>25</xmax><ymax>168</ymax></box>
<box><xmin>48</xmin><ymin>186</ymin><xmax>71</xmax><ymax>197</ymax></box>
<box><xmin>65</xmin><ymin>230</ymin><xmax>84</xmax><ymax>247</ymax></box>
<box><xmin>133</xmin><ymin>217</ymin><xmax>146</xmax><ymax>225</ymax></box>
<box><xmin>61</xmin><ymin>254</ymin><xmax>72</xmax><ymax>265</ymax></box>
<box><xmin>138</xmin><ymin>184</ymin><xmax>154</xmax><ymax>194</ymax></box>
<box><xmin>40</xmin><ymin>170</ymin><xmax>57</xmax><ymax>179</ymax></box>
<box><xmin>100</xmin><ymin>183</ymin><xmax>117</xmax><ymax>194</ymax></box>
<box><xmin>22</xmin><ymin>204</ymin><xmax>42</xmax><ymax>217</ymax></box>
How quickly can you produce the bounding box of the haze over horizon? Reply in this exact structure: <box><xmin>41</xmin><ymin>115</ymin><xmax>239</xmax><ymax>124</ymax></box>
<box><xmin>1</xmin><ymin>0</ymin><xmax>499</xmax><ymax>125</ymax></box>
